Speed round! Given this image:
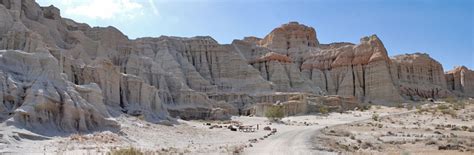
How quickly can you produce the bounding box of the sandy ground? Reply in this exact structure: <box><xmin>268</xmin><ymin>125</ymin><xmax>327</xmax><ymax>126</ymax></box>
<box><xmin>0</xmin><ymin>103</ymin><xmax>471</xmax><ymax>154</ymax></box>
<box><xmin>0</xmin><ymin>115</ymin><xmax>268</xmax><ymax>154</ymax></box>
<box><xmin>244</xmin><ymin>107</ymin><xmax>409</xmax><ymax>155</ymax></box>
<box><xmin>312</xmin><ymin>103</ymin><xmax>474</xmax><ymax>155</ymax></box>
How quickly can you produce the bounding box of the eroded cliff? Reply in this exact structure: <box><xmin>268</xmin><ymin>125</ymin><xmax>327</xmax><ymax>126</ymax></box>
<box><xmin>0</xmin><ymin>0</ymin><xmax>472</xmax><ymax>133</ymax></box>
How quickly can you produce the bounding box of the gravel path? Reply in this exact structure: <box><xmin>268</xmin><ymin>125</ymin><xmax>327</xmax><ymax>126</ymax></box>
<box><xmin>244</xmin><ymin>110</ymin><xmax>413</xmax><ymax>155</ymax></box>
<box><xmin>244</xmin><ymin>126</ymin><xmax>330</xmax><ymax>155</ymax></box>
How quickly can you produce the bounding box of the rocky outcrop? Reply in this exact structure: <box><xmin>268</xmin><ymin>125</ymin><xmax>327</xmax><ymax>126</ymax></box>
<box><xmin>301</xmin><ymin>35</ymin><xmax>403</xmax><ymax>104</ymax></box>
<box><xmin>446</xmin><ymin>66</ymin><xmax>474</xmax><ymax>97</ymax></box>
<box><xmin>391</xmin><ymin>53</ymin><xmax>452</xmax><ymax>100</ymax></box>
<box><xmin>0</xmin><ymin>50</ymin><xmax>117</xmax><ymax>132</ymax></box>
<box><xmin>250</xmin><ymin>52</ymin><xmax>292</xmax><ymax>64</ymax></box>
<box><xmin>258</xmin><ymin>21</ymin><xmax>319</xmax><ymax>68</ymax></box>
<box><xmin>0</xmin><ymin>0</ymin><xmax>472</xmax><ymax>133</ymax></box>
<box><xmin>233</xmin><ymin>38</ymin><xmax>322</xmax><ymax>94</ymax></box>
<box><xmin>260</xmin><ymin>21</ymin><xmax>319</xmax><ymax>50</ymax></box>
<box><xmin>253</xmin><ymin>93</ymin><xmax>359</xmax><ymax>117</ymax></box>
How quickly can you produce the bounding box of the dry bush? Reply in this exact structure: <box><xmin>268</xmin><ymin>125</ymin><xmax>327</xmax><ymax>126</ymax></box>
<box><xmin>372</xmin><ymin>113</ymin><xmax>380</xmax><ymax>121</ymax></box>
<box><xmin>108</xmin><ymin>147</ymin><xmax>143</xmax><ymax>155</ymax></box>
<box><xmin>396</xmin><ymin>103</ymin><xmax>404</xmax><ymax>108</ymax></box>
<box><xmin>265</xmin><ymin>105</ymin><xmax>285</xmax><ymax>121</ymax></box>
<box><xmin>319</xmin><ymin>106</ymin><xmax>329</xmax><ymax>114</ymax></box>
<box><xmin>441</xmin><ymin>109</ymin><xmax>457</xmax><ymax>117</ymax></box>
<box><xmin>452</xmin><ymin>102</ymin><xmax>466</xmax><ymax>110</ymax></box>
<box><xmin>444</xmin><ymin>97</ymin><xmax>458</xmax><ymax>104</ymax></box>
<box><xmin>437</xmin><ymin>104</ymin><xmax>449</xmax><ymax>110</ymax></box>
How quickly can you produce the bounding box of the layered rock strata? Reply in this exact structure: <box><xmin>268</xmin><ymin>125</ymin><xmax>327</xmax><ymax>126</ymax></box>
<box><xmin>0</xmin><ymin>0</ymin><xmax>472</xmax><ymax>132</ymax></box>
<box><xmin>253</xmin><ymin>93</ymin><xmax>359</xmax><ymax>117</ymax></box>
<box><xmin>391</xmin><ymin>53</ymin><xmax>452</xmax><ymax>100</ymax></box>
<box><xmin>446</xmin><ymin>66</ymin><xmax>474</xmax><ymax>97</ymax></box>
<box><xmin>300</xmin><ymin>35</ymin><xmax>403</xmax><ymax>104</ymax></box>
<box><xmin>0</xmin><ymin>50</ymin><xmax>118</xmax><ymax>132</ymax></box>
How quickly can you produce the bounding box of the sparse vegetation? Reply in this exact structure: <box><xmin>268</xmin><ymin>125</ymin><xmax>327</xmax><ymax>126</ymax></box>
<box><xmin>452</xmin><ymin>102</ymin><xmax>466</xmax><ymax>110</ymax></box>
<box><xmin>265</xmin><ymin>105</ymin><xmax>285</xmax><ymax>121</ymax></box>
<box><xmin>372</xmin><ymin>113</ymin><xmax>379</xmax><ymax>121</ymax></box>
<box><xmin>363</xmin><ymin>104</ymin><xmax>372</xmax><ymax>111</ymax></box>
<box><xmin>440</xmin><ymin>109</ymin><xmax>457</xmax><ymax>117</ymax></box>
<box><xmin>437</xmin><ymin>104</ymin><xmax>449</xmax><ymax>110</ymax></box>
<box><xmin>443</xmin><ymin>97</ymin><xmax>468</xmax><ymax>110</ymax></box>
<box><xmin>108</xmin><ymin>147</ymin><xmax>143</xmax><ymax>155</ymax></box>
<box><xmin>313</xmin><ymin>95</ymin><xmax>474</xmax><ymax>154</ymax></box>
<box><xmin>444</xmin><ymin>97</ymin><xmax>458</xmax><ymax>104</ymax></box>
<box><xmin>137</xmin><ymin>114</ymin><xmax>145</xmax><ymax>121</ymax></box>
<box><xmin>319</xmin><ymin>106</ymin><xmax>329</xmax><ymax>114</ymax></box>
<box><xmin>416</xmin><ymin>108</ymin><xmax>429</xmax><ymax>114</ymax></box>
<box><xmin>358</xmin><ymin>104</ymin><xmax>372</xmax><ymax>111</ymax></box>
<box><xmin>415</xmin><ymin>105</ymin><xmax>422</xmax><ymax>110</ymax></box>
<box><xmin>396</xmin><ymin>103</ymin><xmax>404</xmax><ymax>108</ymax></box>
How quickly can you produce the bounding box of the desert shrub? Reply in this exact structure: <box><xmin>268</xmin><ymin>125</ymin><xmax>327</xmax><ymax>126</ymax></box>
<box><xmin>319</xmin><ymin>106</ymin><xmax>329</xmax><ymax>114</ymax></box>
<box><xmin>441</xmin><ymin>109</ymin><xmax>457</xmax><ymax>117</ymax></box>
<box><xmin>108</xmin><ymin>147</ymin><xmax>143</xmax><ymax>155</ymax></box>
<box><xmin>265</xmin><ymin>105</ymin><xmax>285</xmax><ymax>121</ymax></box>
<box><xmin>137</xmin><ymin>114</ymin><xmax>145</xmax><ymax>121</ymax></box>
<box><xmin>396</xmin><ymin>103</ymin><xmax>404</xmax><ymax>108</ymax></box>
<box><xmin>415</xmin><ymin>105</ymin><xmax>422</xmax><ymax>110</ymax></box>
<box><xmin>372</xmin><ymin>113</ymin><xmax>380</xmax><ymax>121</ymax></box>
<box><xmin>363</xmin><ymin>104</ymin><xmax>372</xmax><ymax>111</ymax></box>
<box><xmin>461</xmin><ymin>126</ymin><xmax>469</xmax><ymax>131</ymax></box>
<box><xmin>358</xmin><ymin>104</ymin><xmax>371</xmax><ymax>111</ymax></box>
<box><xmin>437</xmin><ymin>104</ymin><xmax>449</xmax><ymax>110</ymax></box>
<box><xmin>417</xmin><ymin>108</ymin><xmax>429</xmax><ymax>114</ymax></box>
<box><xmin>444</xmin><ymin>97</ymin><xmax>458</xmax><ymax>104</ymax></box>
<box><xmin>453</xmin><ymin>102</ymin><xmax>466</xmax><ymax>110</ymax></box>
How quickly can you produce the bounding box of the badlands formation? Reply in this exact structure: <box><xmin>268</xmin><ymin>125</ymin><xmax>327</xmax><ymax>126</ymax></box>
<box><xmin>0</xmin><ymin>0</ymin><xmax>473</xmax><ymax>154</ymax></box>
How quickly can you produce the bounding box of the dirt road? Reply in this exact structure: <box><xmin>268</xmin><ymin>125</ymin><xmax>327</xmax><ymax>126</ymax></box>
<box><xmin>244</xmin><ymin>110</ymin><xmax>413</xmax><ymax>155</ymax></box>
<box><xmin>244</xmin><ymin>125</ymin><xmax>331</xmax><ymax>155</ymax></box>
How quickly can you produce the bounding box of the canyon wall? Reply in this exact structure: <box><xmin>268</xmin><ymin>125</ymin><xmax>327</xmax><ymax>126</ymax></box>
<box><xmin>0</xmin><ymin>0</ymin><xmax>472</xmax><ymax>132</ymax></box>
<box><xmin>391</xmin><ymin>53</ymin><xmax>452</xmax><ymax>100</ymax></box>
<box><xmin>446</xmin><ymin>66</ymin><xmax>474</xmax><ymax>97</ymax></box>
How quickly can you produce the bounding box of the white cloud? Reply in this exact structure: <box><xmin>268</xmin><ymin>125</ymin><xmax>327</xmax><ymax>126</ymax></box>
<box><xmin>58</xmin><ymin>0</ymin><xmax>74</xmax><ymax>5</ymax></box>
<box><xmin>148</xmin><ymin>0</ymin><xmax>160</xmax><ymax>16</ymax></box>
<box><xmin>63</xmin><ymin>0</ymin><xmax>144</xmax><ymax>19</ymax></box>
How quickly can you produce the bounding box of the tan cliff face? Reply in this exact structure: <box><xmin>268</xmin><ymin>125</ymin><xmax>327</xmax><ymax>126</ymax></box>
<box><xmin>300</xmin><ymin>35</ymin><xmax>403</xmax><ymax>104</ymax></box>
<box><xmin>446</xmin><ymin>66</ymin><xmax>474</xmax><ymax>97</ymax></box>
<box><xmin>260</xmin><ymin>21</ymin><xmax>319</xmax><ymax>50</ymax></box>
<box><xmin>391</xmin><ymin>53</ymin><xmax>453</xmax><ymax>100</ymax></box>
<box><xmin>0</xmin><ymin>0</ymin><xmax>472</xmax><ymax>132</ymax></box>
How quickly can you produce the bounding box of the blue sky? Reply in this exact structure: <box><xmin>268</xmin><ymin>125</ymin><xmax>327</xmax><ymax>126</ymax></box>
<box><xmin>37</xmin><ymin>0</ymin><xmax>473</xmax><ymax>70</ymax></box>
